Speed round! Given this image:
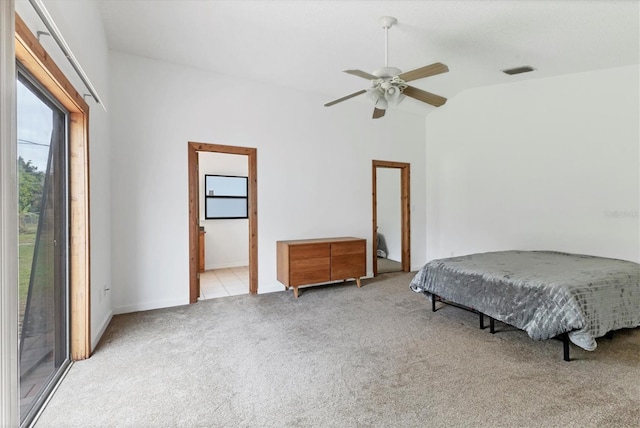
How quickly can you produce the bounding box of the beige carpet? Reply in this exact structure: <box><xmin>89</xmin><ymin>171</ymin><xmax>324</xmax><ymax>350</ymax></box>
<box><xmin>36</xmin><ymin>272</ymin><xmax>640</xmax><ymax>427</ymax></box>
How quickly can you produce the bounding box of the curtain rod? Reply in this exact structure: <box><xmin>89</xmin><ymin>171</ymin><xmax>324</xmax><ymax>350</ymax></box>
<box><xmin>28</xmin><ymin>0</ymin><xmax>107</xmax><ymax>112</ymax></box>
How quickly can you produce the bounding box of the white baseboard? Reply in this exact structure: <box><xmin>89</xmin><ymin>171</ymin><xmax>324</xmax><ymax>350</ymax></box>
<box><xmin>91</xmin><ymin>310</ymin><xmax>113</xmax><ymax>352</ymax></box>
<box><xmin>113</xmin><ymin>298</ymin><xmax>188</xmax><ymax>315</ymax></box>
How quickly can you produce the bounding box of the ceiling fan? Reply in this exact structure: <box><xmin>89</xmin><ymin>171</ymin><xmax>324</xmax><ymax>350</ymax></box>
<box><xmin>324</xmin><ymin>16</ymin><xmax>449</xmax><ymax>119</ymax></box>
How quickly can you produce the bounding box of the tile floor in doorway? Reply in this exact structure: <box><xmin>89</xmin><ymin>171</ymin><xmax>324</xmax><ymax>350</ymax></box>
<box><xmin>199</xmin><ymin>266</ymin><xmax>283</xmax><ymax>299</ymax></box>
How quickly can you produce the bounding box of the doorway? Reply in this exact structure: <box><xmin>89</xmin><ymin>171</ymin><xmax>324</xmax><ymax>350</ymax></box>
<box><xmin>188</xmin><ymin>142</ymin><xmax>257</xmax><ymax>303</ymax></box>
<box><xmin>198</xmin><ymin>152</ymin><xmax>249</xmax><ymax>299</ymax></box>
<box><xmin>372</xmin><ymin>160</ymin><xmax>410</xmax><ymax>276</ymax></box>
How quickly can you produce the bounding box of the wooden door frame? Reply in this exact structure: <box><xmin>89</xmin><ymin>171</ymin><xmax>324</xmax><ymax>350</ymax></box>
<box><xmin>188</xmin><ymin>142</ymin><xmax>258</xmax><ymax>303</ymax></box>
<box><xmin>372</xmin><ymin>160</ymin><xmax>410</xmax><ymax>276</ymax></box>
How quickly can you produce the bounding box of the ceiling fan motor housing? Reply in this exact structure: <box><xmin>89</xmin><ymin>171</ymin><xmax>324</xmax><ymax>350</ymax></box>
<box><xmin>372</xmin><ymin>66</ymin><xmax>402</xmax><ymax>78</ymax></box>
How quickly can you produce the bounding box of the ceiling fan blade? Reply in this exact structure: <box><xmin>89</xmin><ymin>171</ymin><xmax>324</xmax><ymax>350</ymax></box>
<box><xmin>344</xmin><ymin>69</ymin><xmax>379</xmax><ymax>80</ymax></box>
<box><xmin>403</xmin><ymin>86</ymin><xmax>447</xmax><ymax>107</ymax></box>
<box><xmin>398</xmin><ymin>62</ymin><xmax>449</xmax><ymax>83</ymax></box>
<box><xmin>373</xmin><ymin>108</ymin><xmax>386</xmax><ymax>119</ymax></box>
<box><xmin>324</xmin><ymin>89</ymin><xmax>367</xmax><ymax>107</ymax></box>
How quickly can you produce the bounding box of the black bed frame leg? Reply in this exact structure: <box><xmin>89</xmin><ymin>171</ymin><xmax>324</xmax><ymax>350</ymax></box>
<box><xmin>479</xmin><ymin>313</ymin><xmax>485</xmax><ymax>329</ymax></box>
<box><xmin>489</xmin><ymin>317</ymin><xmax>495</xmax><ymax>334</ymax></box>
<box><xmin>562</xmin><ymin>333</ymin><xmax>570</xmax><ymax>362</ymax></box>
<box><xmin>432</xmin><ymin>296</ymin><xmax>437</xmax><ymax>312</ymax></box>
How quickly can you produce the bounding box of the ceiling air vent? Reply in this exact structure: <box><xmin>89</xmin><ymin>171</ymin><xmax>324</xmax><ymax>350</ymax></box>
<box><xmin>502</xmin><ymin>66</ymin><xmax>535</xmax><ymax>75</ymax></box>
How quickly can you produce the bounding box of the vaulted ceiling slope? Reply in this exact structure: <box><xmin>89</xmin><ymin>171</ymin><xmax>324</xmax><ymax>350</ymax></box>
<box><xmin>97</xmin><ymin>0</ymin><xmax>639</xmax><ymax>115</ymax></box>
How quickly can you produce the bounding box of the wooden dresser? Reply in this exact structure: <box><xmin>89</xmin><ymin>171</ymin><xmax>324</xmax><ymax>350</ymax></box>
<box><xmin>277</xmin><ymin>237</ymin><xmax>366</xmax><ymax>298</ymax></box>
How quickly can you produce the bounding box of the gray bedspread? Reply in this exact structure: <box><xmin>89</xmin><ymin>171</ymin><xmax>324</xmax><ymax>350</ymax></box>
<box><xmin>410</xmin><ymin>250</ymin><xmax>640</xmax><ymax>351</ymax></box>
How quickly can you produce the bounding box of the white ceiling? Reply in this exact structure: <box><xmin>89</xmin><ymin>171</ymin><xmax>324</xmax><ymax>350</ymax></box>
<box><xmin>96</xmin><ymin>0</ymin><xmax>639</xmax><ymax>116</ymax></box>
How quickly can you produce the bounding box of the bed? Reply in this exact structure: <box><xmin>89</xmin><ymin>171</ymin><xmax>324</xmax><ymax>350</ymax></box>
<box><xmin>410</xmin><ymin>250</ymin><xmax>640</xmax><ymax>360</ymax></box>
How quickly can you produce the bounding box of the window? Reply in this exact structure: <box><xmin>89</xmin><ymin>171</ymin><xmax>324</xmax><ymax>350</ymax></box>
<box><xmin>204</xmin><ymin>175</ymin><xmax>248</xmax><ymax>219</ymax></box>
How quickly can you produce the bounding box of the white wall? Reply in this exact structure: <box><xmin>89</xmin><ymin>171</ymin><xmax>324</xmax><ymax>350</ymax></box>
<box><xmin>198</xmin><ymin>152</ymin><xmax>248</xmax><ymax>269</ymax></box>
<box><xmin>425</xmin><ymin>65</ymin><xmax>640</xmax><ymax>263</ymax></box>
<box><xmin>16</xmin><ymin>0</ymin><xmax>112</xmax><ymax>350</ymax></box>
<box><xmin>376</xmin><ymin>168</ymin><xmax>401</xmax><ymax>261</ymax></box>
<box><xmin>109</xmin><ymin>50</ymin><xmax>427</xmax><ymax>313</ymax></box>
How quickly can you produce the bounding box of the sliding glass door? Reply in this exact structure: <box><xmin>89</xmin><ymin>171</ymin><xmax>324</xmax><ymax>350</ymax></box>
<box><xmin>17</xmin><ymin>67</ymin><xmax>70</xmax><ymax>426</ymax></box>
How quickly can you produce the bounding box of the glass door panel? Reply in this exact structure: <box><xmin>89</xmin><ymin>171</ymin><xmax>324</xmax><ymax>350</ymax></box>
<box><xmin>17</xmin><ymin>70</ymin><xmax>69</xmax><ymax>425</ymax></box>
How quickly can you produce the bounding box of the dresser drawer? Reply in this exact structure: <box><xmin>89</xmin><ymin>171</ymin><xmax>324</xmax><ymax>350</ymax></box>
<box><xmin>289</xmin><ymin>243</ymin><xmax>330</xmax><ymax>260</ymax></box>
<box><xmin>331</xmin><ymin>241</ymin><xmax>365</xmax><ymax>256</ymax></box>
<box><xmin>331</xmin><ymin>241</ymin><xmax>365</xmax><ymax>280</ymax></box>
<box><xmin>289</xmin><ymin>258</ymin><xmax>331</xmax><ymax>285</ymax></box>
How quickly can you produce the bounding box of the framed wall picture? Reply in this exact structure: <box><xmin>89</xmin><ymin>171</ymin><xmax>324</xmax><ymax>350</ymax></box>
<box><xmin>204</xmin><ymin>174</ymin><xmax>248</xmax><ymax>219</ymax></box>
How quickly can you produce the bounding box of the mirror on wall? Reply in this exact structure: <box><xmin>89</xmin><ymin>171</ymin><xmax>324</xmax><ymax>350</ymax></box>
<box><xmin>376</xmin><ymin>168</ymin><xmax>403</xmax><ymax>274</ymax></box>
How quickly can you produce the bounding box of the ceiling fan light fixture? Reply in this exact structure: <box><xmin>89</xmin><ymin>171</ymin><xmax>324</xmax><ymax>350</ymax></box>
<box><xmin>384</xmin><ymin>86</ymin><xmax>402</xmax><ymax>105</ymax></box>
<box><xmin>375</xmin><ymin>97</ymin><xmax>388</xmax><ymax>110</ymax></box>
<box><xmin>367</xmin><ymin>87</ymin><xmax>382</xmax><ymax>101</ymax></box>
